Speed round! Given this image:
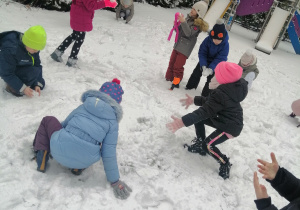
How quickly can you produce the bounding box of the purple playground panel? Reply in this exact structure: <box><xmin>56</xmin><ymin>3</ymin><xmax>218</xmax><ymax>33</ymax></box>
<box><xmin>236</xmin><ymin>0</ymin><xmax>274</xmax><ymax>16</ymax></box>
<box><xmin>292</xmin><ymin>11</ymin><xmax>300</xmax><ymax>37</ymax></box>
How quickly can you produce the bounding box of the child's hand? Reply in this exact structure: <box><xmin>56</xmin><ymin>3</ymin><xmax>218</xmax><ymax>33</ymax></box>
<box><xmin>180</xmin><ymin>94</ymin><xmax>193</xmax><ymax>109</ymax></box>
<box><xmin>178</xmin><ymin>13</ymin><xmax>185</xmax><ymax>23</ymax></box>
<box><xmin>35</xmin><ymin>86</ymin><xmax>41</xmax><ymax>96</ymax></box>
<box><xmin>253</xmin><ymin>172</ymin><xmax>269</xmax><ymax>199</ymax></box>
<box><xmin>111</xmin><ymin>180</ymin><xmax>132</xmax><ymax>200</ymax></box>
<box><xmin>23</xmin><ymin>86</ymin><xmax>34</xmax><ymax>97</ymax></box>
<box><xmin>166</xmin><ymin>115</ymin><xmax>184</xmax><ymax>133</ymax></box>
<box><xmin>202</xmin><ymin>68</ymin><xmax>213</xmax><ymax>76</ymax></box>
<box><xmin>257</xmin><ymin>152</ymin><xmax>279</xmax><ymax>181</ymax></box>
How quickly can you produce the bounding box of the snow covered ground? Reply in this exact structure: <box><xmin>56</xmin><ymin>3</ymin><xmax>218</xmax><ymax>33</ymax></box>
<box><xmin>0</xmin><ymin>1</ymin><xmax>300</xmax><ymax>209</ymax></box>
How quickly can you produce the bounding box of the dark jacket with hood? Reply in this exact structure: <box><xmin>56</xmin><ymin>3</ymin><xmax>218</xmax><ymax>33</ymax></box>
<box><xmin>254</xmin><ymin>167</ymin><xmax>300</xmax><ymax>210</ymax></box>
<box><xmin>0</xmin><ymin>31</ymin><xmax>45</xmax><ymax>93</ymax></box>
<box><xmin>174</xmin><ymin>14</ymin><xmax>209</xmax><ymax>58</ymax></box>
<box><xmin>182</xmin><ymin>78</ymin><xmax>248</xmax><ymax>137</ymax></box>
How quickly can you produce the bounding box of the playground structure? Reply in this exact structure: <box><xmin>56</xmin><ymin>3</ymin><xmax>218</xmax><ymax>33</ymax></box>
<box><xmin>204</xmin><ymin>0</ymin><xmax>300</xmax><ymax>55</ymax></box>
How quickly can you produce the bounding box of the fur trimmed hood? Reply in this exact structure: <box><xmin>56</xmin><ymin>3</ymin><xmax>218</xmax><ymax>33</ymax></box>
<box><xmin>194</xmin><ymin>18</ymin><xmax>209</xmax><ymax>32</ymax></box>
<box><xmin>81</xmin><ymin>90</ymin><xmax>123</xmax><ymax>122</ymax></box>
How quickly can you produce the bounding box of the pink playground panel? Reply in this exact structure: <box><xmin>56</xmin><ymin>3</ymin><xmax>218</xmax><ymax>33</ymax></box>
<box><xmin>236</xmin><ymin>0</ymin><xmax>274</xmax><ymax>16</ymax></box>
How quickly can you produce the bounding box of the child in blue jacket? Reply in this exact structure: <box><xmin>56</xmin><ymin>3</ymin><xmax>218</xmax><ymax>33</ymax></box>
<box><xmin>0</xmin><ymin>25</ymin><xmax>46</xmax><ymax>97</ymax></box>
<box><xmin>32</xmin><ymin>78</ymin><xmax>132</xmax><ymax>200</ymax></box>
<box><xmin>185</xmin><ymin>19</ymin><xmax>229</xmax><ymax>97</ymax></box>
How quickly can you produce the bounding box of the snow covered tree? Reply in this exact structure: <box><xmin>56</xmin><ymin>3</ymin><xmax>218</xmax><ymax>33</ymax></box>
<box><xmin>13</xmin><ymin>0</ymin><xmax>71</xmax><ymax>11</ymax></box>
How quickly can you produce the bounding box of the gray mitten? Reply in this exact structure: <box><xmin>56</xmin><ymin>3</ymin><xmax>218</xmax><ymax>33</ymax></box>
<box><xmin>201</xmin><ymin>66</ymin><xmax>207</xmax><ymax>72</ymax></box>
<box><xmin>202</xmin><ymin>67</ymin><xmax>213</xmax><ymax>76</ymax></box>
<box><xmin>111</xmin><ymin>180</ymin><xmax>132</xmax><ymax>200</ymax></box>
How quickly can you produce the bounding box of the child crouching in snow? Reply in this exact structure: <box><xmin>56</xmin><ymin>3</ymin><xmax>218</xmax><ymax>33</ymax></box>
<box><xmin>166</xmin><ymin>62</ymin><xmax>248</xmax><ymax>179</ymax></box>
<box><xmin>165</xmin><ymin>0</ymin><xmax>209</xmax><ymax>90</ymax></box>
<box><xmin>115</xmin><ymin>0</ymin><xmax>134</xmax><ymax>24</ymax></box>
<box><xmin>238</xmin><ymin>49</ymin><xmax>259</xmax><ymax>90</ymax></box>
<box><xmin>32</xmin><ymin>78</ymin><xmax>132</xmax><ymax>200</ymax></box>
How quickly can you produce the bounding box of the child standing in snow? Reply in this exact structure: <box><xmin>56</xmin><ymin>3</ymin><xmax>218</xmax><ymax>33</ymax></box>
<box><xmin>290</xmin><ymin>99</ymin><xmax>300</xmax><ymax>127</ymax></box>
<box><xmin>185</xmin><ymin>19</ymin><xmax>229</xmax><ymax>97</ymax></box>
<box><xmin>115</xmin><ymin>0</ymin><xmax>134</xmax><ymax>24</ymax></box>
<box><xmin>0</xmin><ymin>25</ymin><xmax>47</xmax><ymax>97</ymax></box>
<box><xmin>32</xmin><ymin>78</ymin><xmax>132</xmax><ymax>200</ymax></box>
<box><xmin>238</xmin><ymin>49</ymin><xmax>259</xmax><ymax>90</ymax></box>
<box><xmin>165</xmin><ymin>0</ymin><xmax>209</xmax><ymax>90</ymax></box>
<box><xmin>253</xmin><ymin>152</ymin><xmax>300</xmax><ymax>209</ymax></box>
<box><xmin>50</xmin><ymin>0</ymin><xmax>118</xmax><ymax>67</ymax></box>
<box><xmin>166</xmin><ymin>62</ymin><xmax>248</xmax><ymax>179</ymax></box>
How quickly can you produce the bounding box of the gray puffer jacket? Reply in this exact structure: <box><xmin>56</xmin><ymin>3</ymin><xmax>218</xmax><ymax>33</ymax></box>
<box><xmin>173</xmin><ymin>15</ymin><xmax>209</xmax><ymax>58</ymax></box>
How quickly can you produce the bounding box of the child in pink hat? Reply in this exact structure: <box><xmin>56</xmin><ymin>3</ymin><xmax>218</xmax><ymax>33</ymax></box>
<box><xmin>166</xmin><ymin>61</ymin><xmax>248</xmax><ymax>179</ymax></box>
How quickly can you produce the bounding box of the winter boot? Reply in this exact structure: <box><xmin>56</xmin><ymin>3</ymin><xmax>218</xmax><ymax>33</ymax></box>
<box><xmin>219</xmin><ymin>159</ymin><xmax>232</xmax><ymax>180</ymax></box>
<box><xmin>71</xmin><ymin>168</ymin><xmax>85</xmax><ymax>176</ymax></box>
<box><xmin>5</xmin><ymin>84</ymin><xmax>23</xmax><ymax>97</ymax></box>
<box><xmin>169</xmin><ymin>77</ymin><xmax>181</xmax><ymax>90</ymax></box>
<box><xmin>36</xmin><ymin>150</ymin><xmax>49</xmax><ymax>173</ymax></box>
<box><xmin>50</xmin><ymin>49</ymin><xmax>64</xmax><ymax>63</ymax></box>
<box><xmin>66</xmin><ymin>57</ymin><xmax>78</xmax><ymax>67</ymax></box>
<box><xmin>290</xmin><ymin>112</ymin><xmax>296</xmax><ymax>118</ymax></box>
<box><xmin>184</xmin><ymin>137</ymin><xmax>206</xmax><ymax>156</ymax></box>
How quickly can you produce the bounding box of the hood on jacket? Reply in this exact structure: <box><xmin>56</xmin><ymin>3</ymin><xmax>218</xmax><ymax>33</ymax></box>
<box><xmin>81</xmin><ymin>90</ymin><xmax>123</xmax><ymax>122</ymax></box>
<box><xmin>194</xmin><ymin>18</ymin><xmax>209</xmax><ymax>32</ymax></box>
<box><xmin>238</xmin><ymin>59</ymin><xmax>258</xmax><ymax>71</ymax></box>
<box><xmin>0</xmin><ymin>31</ymin><xmax>25</xmax><ymax>51</ymax></box>
<box><xmin>218</xmin><ymin>78</ymin><xmax>248</xmax><ymax>103</ymax></box>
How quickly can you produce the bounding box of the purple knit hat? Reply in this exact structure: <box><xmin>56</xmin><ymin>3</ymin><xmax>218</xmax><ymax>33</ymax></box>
<box><xmin>100</xmin><ymin>78</ymin><xmax>124</xmax><ymax>104</ymax></box>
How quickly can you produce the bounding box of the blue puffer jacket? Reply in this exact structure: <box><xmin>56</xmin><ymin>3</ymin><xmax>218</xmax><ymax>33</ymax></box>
<box><xmin>0</xmin><ymin>31</ymin><xmax>45</xmax><ymax>92</ymax></box>
<box><xmin>198</xmin><ymin>33</ymin><xmax>229</xmax><ymax>71</ymax></box>
<box><xmin>50</xmin><ymin>90</ymin><xmax>123</xmax><ymax>183</ymax></box>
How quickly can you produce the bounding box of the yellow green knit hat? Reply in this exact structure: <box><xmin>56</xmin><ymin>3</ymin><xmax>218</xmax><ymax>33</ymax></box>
<box><xmin>22</xmin><ymin>25</ymin><xmax>47</xmax><ymax>50</ymax></box>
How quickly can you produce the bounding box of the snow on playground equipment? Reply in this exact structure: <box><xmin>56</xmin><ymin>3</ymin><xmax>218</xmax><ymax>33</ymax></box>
<box><xmin>255</xmin><ymin>0</ymin><xmax>300</xmax><ymax>54</ymax></box>
<box><xmin>204</xmin><ymin>0</ymin><xmax>232</xmax><ymax>30</ymax></box>
<box><xmin>213</xmin><ymin>0</ymin><xmax>300</xmax><ymax>55</ymax></box>
<box><xmin>255</xmin><ymin>4</ymin><xmax>290</xmax><ymax>54</ymax></box>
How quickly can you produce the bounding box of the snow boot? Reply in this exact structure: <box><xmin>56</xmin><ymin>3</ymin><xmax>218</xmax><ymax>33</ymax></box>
<box><xmin>36</xmin><ymin>150</ymin><xmax>49</xmax><ymax>173</ymax></box>
<box><xmin>66</xmin><ymin>57</ymin><xmax>78</xmax><ymax>68</ymax></box>
<box><xmin>50</xmin><ymin>49</ymin><xmax>64</xmax><ymax>63</ymax></box>
<box><xmin>169</xmin><ymin>77</ymin><xmax>180</xmax><ymax>90</ymax></box>
<box><xmin>71</xmin><ymin>168</ymin><xmax>85</xmax><ymax>176</ymax></box>
<box><xmin>184</xmin><ymin>137</ymin><xmax>206</xmax><ymax>156</ymax></box>
<box><xmin>219</xmin><ymin>159</ymin><xmax>232</xmax><ymax>180</ymax></box>
<box><xmin>5</xmin><ymin>84</ymin><xmax>23</xmax><ymax>97</ymax></box>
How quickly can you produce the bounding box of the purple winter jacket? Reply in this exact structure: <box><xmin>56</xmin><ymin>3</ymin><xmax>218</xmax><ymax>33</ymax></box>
<box><xmin>70</xmin><ymin>0</ymin><xmax>106</xmax><ymax>32</ymax></box>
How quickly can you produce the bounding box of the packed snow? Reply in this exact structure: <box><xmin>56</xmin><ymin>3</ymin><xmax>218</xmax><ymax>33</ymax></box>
<box><xmin>0</xmin><ymin>1</ymin><xmax>300</xmax><ymax>210</ymax></box>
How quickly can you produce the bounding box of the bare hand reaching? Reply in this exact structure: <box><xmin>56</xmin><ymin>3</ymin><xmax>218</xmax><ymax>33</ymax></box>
<box><xmin>253</xmin><ymin>171</ymin><xmax>269</xmax><ymax>199</ymax></box>
<box><xmin>23</xmin><ymin>86</ymin><xmax>34</xmax><ymax>97</ymax></box>
<box><xmin>179</xmin><ymin>94</ymin><xmax>193</xmax><ymax>109</ymax></box>
<box><xmin>257</xmin><ymin>152</ymin><xmax>279</xmax><ymax>180</ymax></box>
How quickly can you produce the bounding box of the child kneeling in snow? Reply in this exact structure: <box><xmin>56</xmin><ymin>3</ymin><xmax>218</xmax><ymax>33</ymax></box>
<box><xmin>166</xmin><ymin>62</ymin><xmax>248</xmax><ymax>179</ymax></box>
<box><xmin>115</xmin><ymin>0</ymin><xmax>134</xmax><ymax>24</ymax></box>
<box><xmin>238</xmin><ymin>49</ymin><xmax>259</xmax><ymax>90</ymax></box>
<box><xmin>32</xmin><ymin>78</ymin><xmax>132</xmax><ymax>200</ymax></box>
